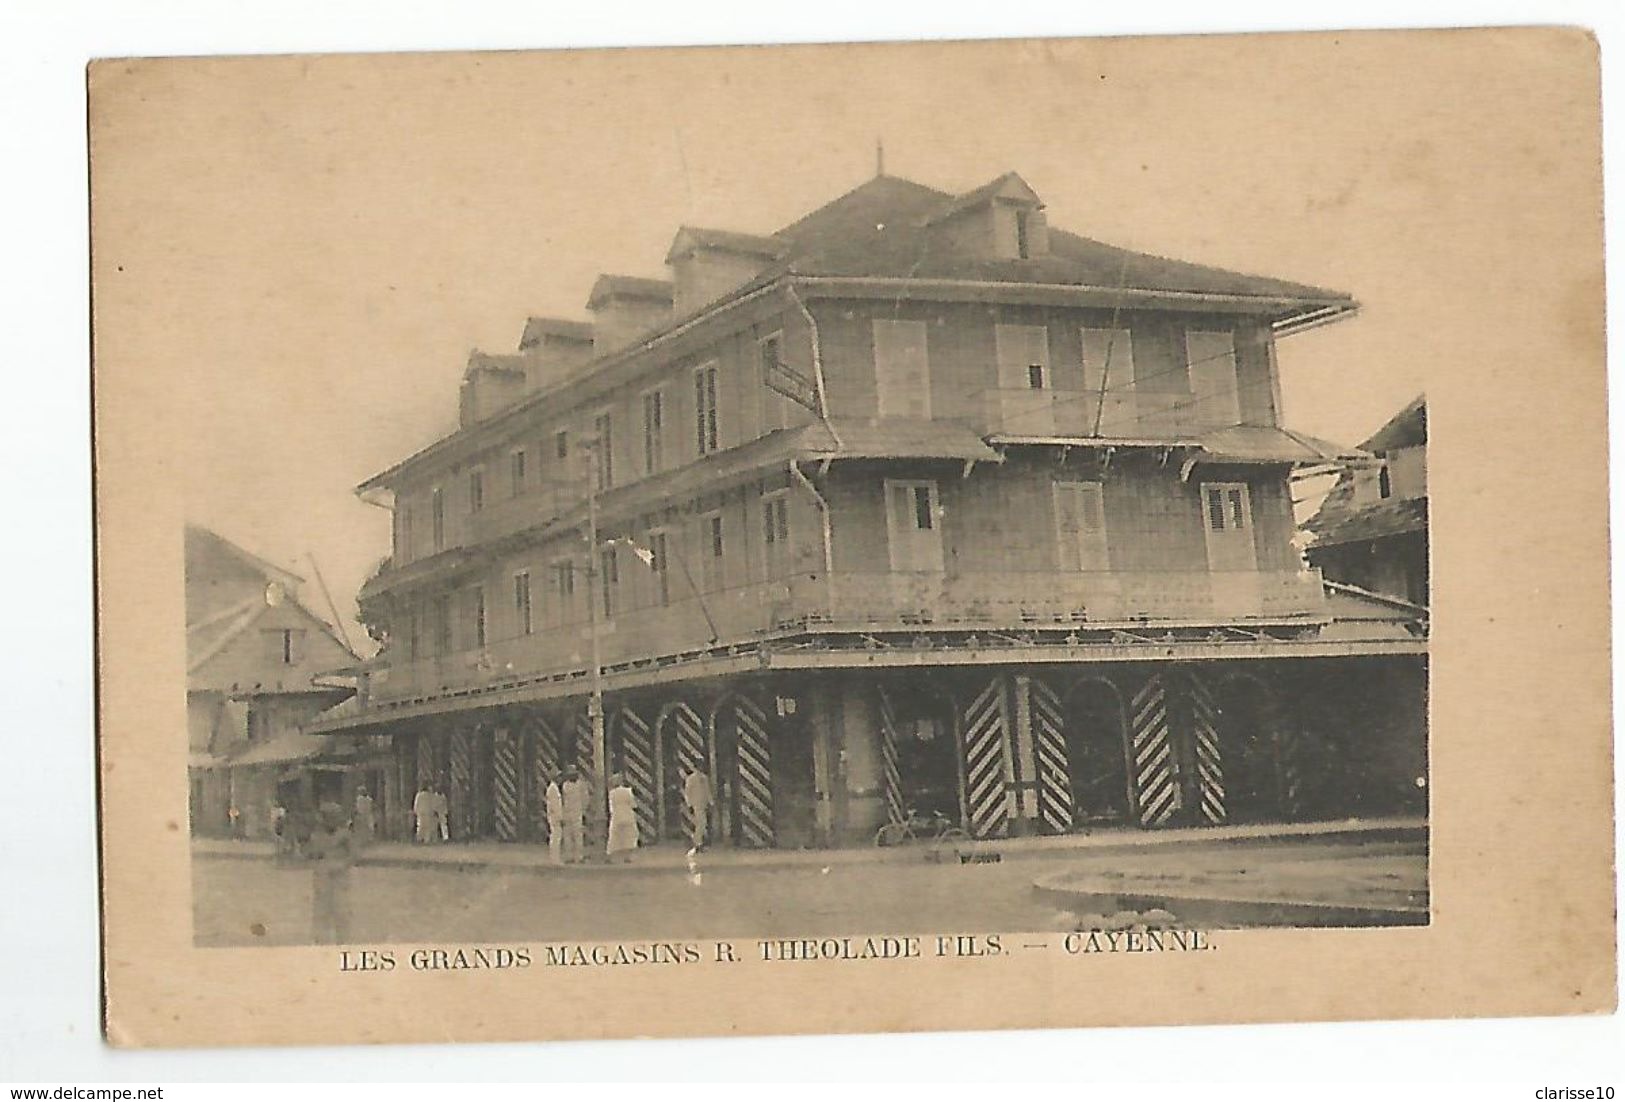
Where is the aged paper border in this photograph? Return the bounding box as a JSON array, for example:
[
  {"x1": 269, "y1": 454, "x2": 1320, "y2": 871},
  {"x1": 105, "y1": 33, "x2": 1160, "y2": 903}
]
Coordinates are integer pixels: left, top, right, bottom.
[{"x1": 91, "y1": 27, "x2": 1615, "y2": 1048}]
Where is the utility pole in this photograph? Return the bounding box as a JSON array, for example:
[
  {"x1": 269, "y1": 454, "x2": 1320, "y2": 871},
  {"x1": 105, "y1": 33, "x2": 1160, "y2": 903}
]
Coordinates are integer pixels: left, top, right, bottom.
[{"x1": 582, "y1": 436, "x2": 609, "y2": 860}]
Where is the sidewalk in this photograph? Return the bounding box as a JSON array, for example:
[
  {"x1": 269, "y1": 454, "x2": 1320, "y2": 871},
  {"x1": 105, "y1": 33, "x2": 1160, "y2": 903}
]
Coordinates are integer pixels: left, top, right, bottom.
[{"x1": 191, "y1": 815, "x2": 1426, "y2": 877}]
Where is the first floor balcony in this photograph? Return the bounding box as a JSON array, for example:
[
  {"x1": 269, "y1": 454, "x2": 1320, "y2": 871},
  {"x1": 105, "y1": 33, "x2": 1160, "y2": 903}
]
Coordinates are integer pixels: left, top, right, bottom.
[{"x1": 367, "y1": 567, "x2": 1327, "y2": 704}]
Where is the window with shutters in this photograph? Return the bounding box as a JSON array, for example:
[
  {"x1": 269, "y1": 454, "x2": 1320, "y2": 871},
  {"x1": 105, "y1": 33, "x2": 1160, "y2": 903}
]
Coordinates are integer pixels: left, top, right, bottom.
[
  {"x1": 405, "y1": 605, "x2": 421, "y2": 661},
  {"x1": 398, "y1": 504, "x2": 414, "y2": 563},
  {"x1": 431, "y1": 486, "x2": 445, "y2": 552},
  {"x1": 883, "y1": 479, "x2": 945, "y2": 572},
  {"x1": 513, "y1": 571, "x2": 532, "y2": 636},
  {"x1": 762, "y1": 492, "x2": 791, "y2": 577},
  {"x1": 468, "y1": 586, "x2": 486, "y2": 650},
  {"x1": 555, "y1": 430, "x2": 570, "y2": 461},
  {"x1": 1200, "y1": 482, "x2": 1257, "y2": 571},
  {"x1": 1081, "y1": 327, "x2": 1134, "y2": 395},
  {"x1": 697, "y1": 511, "x2": 726, "y2": 591},
  {"x1": 1053, "y1": 481, "x2": 1109, "y2": 571},
  {"x1": 549, "y1": 559, "x2": 576, "y2": 626},
  {"x1": 648, "y1": 530, "x2": 671, "y2": 606},
  {"x1": 871, "y1": 319, "x2": 932, "y2": 419},
  {"x1": 599, "y1": 547, "x2": 619, "y2": 619},
  {"x1": 510, "y1": 449, "x2": 527, "y2": 497},
  {"x1": 431, "y1": 593, "x2": 452, "y2": 655},
  {"x1": 641, "y1": 388, "x2": 665, "y2": 475},
  {"x1": 591, "y1": 412, "x2": 614, "y2": 491},
  {"x1": 1186, "y1": 329, "x2": 1241, "y2": 427},
  {"x1": 995, "y1": 323, "x2": 1051, "y2": 391},
  {"x1": 262, "y1": 628, "x2": 307, "y2": 665},
  {"x1": 467, "y1": 467, "x2": 485, "y2": 514},
  {"x1": 694, "y1": 363, "x2": 720, "y2": 455}
]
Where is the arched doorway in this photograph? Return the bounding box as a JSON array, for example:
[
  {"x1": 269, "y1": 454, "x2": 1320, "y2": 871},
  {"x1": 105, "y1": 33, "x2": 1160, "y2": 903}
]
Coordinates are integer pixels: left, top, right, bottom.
[
  {"x1": 1212, "y1": 674, "x2": 1287, "y2": 824},
  {"x1": 1063, "y1": 678, "x2": 1132, "y2": 827}
]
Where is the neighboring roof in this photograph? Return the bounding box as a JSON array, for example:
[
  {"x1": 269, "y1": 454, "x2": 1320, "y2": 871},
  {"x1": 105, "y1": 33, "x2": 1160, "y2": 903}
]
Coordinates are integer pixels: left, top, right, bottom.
[
  {"x1": 1307, "y1": 496, "x2": 1428, "y2": 549},
  {"x1": 665, "y1": 226, "x2": 784, "y2": 264},
  {"x1": 231, "y1": 732, "x2": 334, "y2": 767},
  {"x1": 1362, "y1": 394, "x2": 1427, "y2": 453},
  {"x1": 1304, "y1": 396, "x2": 1429, "y2": 548},
  {"x1": 587, "y1": 274, "x2": 675, "y2": 309},
  {"x1": 185, "y1": 525, "x2": 304, "y2": 592},
  {"x1": 518, "y1": 316, "x2": 594, "y2": 350}
]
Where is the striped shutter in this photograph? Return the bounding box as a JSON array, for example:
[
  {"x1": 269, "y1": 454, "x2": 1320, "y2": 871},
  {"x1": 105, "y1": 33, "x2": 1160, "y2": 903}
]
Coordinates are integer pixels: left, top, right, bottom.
[
  {"x1": 1130, "y1": 675, "x2": 1180, "y2": 827},
  {"x1": 1028, "y1": 678, "x2": 1074, "y2": 834},
  {"x1": 962, "y1": 678, "x2": 1011, "y2": 839},
  {"x1": 448, "y1": 728, "x2": 473, "y2": 841},
  {"x1": 661, "y1": 702, "x2": 707, "y2": 840},
  {"x1": 1187, "y1": 675, "x2": 1227, "y2": 825},
  {"x1": 415, "y1": 732, "x2": 436, "y2": 791},
  {"x1": 526, "y1": 717, "x2": 560, "y2": 839},
  {"x1": 491, "y1": 728, "x2": 520, "y2": 841},
  {"x1": 574, "y1": 713, "x2": 596, "y2": 788},
  {"x1": 731, "y1": 697, "x2": 775, "y2": 848},
  {"x1": 615, "y1": 708, "x2": 658, "y2": 843},
  {"x1": 876, "y1": 687, "x2": 908, "y2": 826}
]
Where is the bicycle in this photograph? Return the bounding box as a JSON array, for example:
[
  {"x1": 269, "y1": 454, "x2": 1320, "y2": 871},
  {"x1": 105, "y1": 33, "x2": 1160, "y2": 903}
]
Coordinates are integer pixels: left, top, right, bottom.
[{"x1": 874, "y1": 807, "x2": 972, "y2": 849}]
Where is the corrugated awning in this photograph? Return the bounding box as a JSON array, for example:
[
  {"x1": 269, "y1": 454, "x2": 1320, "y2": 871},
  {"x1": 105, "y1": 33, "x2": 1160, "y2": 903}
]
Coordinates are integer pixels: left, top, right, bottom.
[
  {"x1": 796, "y1": 418, "x2": 1002, "y2": 462},
  {"x1": 1195, "y1": 425, "x2": 1368, "y2": 466},
  {"x1": 230, "y1": 732, "x2": 333, "y2": 767}
]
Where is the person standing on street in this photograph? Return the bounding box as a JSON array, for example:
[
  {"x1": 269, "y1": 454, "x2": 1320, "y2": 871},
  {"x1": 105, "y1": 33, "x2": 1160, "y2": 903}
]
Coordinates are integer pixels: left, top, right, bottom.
[
  {"x1": 432, "y1": 783, "x2": 450, "y2": 843},
  {"x1": 416, "y1": 786, "x2": 442, "y2": 845},
  {"x1": 544, "y1": 773, "x2": 566, "y2": 866},
  {"x1": 352, "y1": 785, "x2": 377, "y2": 846},
  {"x1": 606, "y1": 773, "x2": 638, "y2": 863},
  {"x1": 682, "y1": 767, "x2": 713, "y2": 851},
  {"x1": 560, "y1": 769, "x2": 587, "y2": 864},
  {"x1": 308, "y1": 801, "x2": 355, "y2": 945}
]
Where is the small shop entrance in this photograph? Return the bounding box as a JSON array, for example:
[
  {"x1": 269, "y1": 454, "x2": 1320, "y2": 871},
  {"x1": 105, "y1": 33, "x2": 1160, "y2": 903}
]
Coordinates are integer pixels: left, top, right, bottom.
[
  {"x1": 880, "y1": 681, "x2": 961, "y2": 827},
  {"x1": 1063, "y1": 679, "x2": 1132, "y2": 826},
  {"x1": 1213, "y1": 676, "x2": 1286, "y2": 824}
]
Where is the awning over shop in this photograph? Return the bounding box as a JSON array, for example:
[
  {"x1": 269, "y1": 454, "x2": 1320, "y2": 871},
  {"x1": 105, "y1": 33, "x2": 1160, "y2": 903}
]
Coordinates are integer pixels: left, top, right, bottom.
[
  {"x1": 1193, "y1": 425, "x2": 1368, "y2": 466},
  {"x1": 229, "y1": 732, "x2": 333, "y2": 767}
]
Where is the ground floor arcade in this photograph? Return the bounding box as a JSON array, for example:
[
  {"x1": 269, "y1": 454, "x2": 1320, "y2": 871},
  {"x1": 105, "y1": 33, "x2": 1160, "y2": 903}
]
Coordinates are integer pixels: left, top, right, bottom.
[{"x1": 344, "y1": 654, "x2": 1426, "y2": 850}]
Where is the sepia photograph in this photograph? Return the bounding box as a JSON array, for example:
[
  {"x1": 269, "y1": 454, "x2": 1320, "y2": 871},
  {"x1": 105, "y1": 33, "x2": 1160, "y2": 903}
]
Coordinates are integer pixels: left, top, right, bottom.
[
  {"x1": 88, "y1": 24, "x2": 1611, "y2": 1050},
  {"x1": 183, "y1": 157, "x2": 1430, "y2": 948}
]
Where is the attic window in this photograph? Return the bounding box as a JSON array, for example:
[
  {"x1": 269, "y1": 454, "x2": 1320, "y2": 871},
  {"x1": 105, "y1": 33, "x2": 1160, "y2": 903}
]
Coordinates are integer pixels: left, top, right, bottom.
[
  {"x1": 1378, "y1": 463, "x2": 1393, "y2": 500},
  {"x1": 1016, "y1": 209, "x2": 1032, "y2": 259},
  {"x1": 263, "y1": 628, "x2": 306, "y2": 666}
]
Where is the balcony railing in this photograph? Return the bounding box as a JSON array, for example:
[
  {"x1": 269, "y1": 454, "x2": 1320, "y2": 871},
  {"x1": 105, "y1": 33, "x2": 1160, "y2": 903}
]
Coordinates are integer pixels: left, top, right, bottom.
[
  {"x1": 979, "y1": 388, "x2": 1244, "y2": 438},
  {"x1": 366, "y1": 567, "x2": 1326, "y2": 703}
]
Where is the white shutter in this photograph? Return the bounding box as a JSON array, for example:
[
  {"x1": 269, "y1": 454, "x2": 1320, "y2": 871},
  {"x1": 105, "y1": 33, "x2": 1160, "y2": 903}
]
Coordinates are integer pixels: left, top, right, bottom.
[
  {"x1": 872, "y1": 320, "x2": 932, "y2": 419},
  {"x1": 1082, "y1": 328, "x2": 1134, "y2": 394},
  {"x1": 1187, "y1": 330, "x2": 1241, "y2": 427},
  {"x1": 995, "y1": 324, "x2": 1050, "y2": 390}
]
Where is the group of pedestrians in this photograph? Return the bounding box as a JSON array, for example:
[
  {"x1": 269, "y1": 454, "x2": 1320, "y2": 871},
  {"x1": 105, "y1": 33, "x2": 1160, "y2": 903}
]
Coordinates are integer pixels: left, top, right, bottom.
[{"x1": 385, "y1": 766, "x2": 720, "y2": 864}]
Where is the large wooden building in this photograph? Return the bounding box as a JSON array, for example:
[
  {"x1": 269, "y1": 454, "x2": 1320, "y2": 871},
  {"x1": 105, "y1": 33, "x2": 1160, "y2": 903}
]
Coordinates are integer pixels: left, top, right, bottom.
[{"x1": 311, "y1": 171, "x2": 1428, "y2": 848}]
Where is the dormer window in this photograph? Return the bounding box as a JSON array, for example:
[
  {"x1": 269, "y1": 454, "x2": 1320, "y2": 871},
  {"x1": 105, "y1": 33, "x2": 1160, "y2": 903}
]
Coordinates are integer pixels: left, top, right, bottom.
[{"x1": 1016, "y1": 209, "x2": 1032, "y2": 259}]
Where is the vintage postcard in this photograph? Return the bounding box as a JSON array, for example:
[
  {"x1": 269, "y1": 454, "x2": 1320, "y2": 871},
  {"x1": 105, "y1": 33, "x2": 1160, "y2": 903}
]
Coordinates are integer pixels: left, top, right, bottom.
[{"x1": 91, "y1": 27, "x2": 1613, "y2": 1048}]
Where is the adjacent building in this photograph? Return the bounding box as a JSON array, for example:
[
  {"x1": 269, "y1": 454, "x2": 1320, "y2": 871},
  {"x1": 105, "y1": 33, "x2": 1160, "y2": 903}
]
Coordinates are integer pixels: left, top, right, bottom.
[
  {"x1": 1303, "y1": 396, "x2": 1429, "y2": 608},
  {"x1": 310, "y1": 170, "x2": 1429, "y2": 849},
  {"x1": 186, "y1": 525, "x2": 362, "y2": 837}
]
